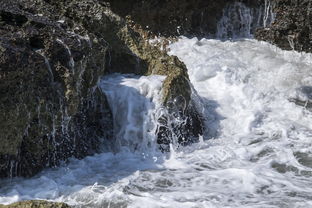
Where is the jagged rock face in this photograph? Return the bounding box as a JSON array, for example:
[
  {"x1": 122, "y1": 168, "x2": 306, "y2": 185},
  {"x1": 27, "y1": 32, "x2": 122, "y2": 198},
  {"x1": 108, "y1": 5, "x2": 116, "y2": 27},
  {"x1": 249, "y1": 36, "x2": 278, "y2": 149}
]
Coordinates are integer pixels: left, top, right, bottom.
[
  {"x1": 0, "y1": 200, "x2": 70, "y2": 208},
  {"x1": 0, "y1": 0, "x2": 203, "y2": 177},
  {"x1": 255, "y1": 0, "x2": 312, "y2": 53},
  {"x1": 107, "y1": 0, "x2": 264, "y2": 37},
  {"x1": 0, "y1": 1, "x2": 114, "y2": 177}
]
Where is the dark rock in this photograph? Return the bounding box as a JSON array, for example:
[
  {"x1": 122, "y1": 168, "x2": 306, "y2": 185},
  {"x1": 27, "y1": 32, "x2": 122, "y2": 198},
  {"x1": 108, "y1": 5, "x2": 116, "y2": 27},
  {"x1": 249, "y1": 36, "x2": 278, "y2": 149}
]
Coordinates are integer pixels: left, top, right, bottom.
[
  {"x1": 107, "y1": 0, "x2": 265, "y2": 38},
  {"x1": 255, "y1": 0, "x2": 312, "y2": 53},
  {"x1": 0, "y1": 0, "x2": 203, "y2": 178},
  {"x1": 0, "y1": 0, "x2": 114, "y2": 177},
  {"x1": 157, "y1": 100, "x2": 203, "y2": 152}
]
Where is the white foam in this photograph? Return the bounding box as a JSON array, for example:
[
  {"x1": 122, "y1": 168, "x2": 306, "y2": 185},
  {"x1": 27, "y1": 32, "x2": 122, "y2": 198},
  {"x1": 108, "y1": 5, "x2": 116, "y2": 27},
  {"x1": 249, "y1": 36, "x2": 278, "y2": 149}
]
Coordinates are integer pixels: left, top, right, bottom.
[{"x1": 1, "y1": 38, "x2": 312, "y2": 208}]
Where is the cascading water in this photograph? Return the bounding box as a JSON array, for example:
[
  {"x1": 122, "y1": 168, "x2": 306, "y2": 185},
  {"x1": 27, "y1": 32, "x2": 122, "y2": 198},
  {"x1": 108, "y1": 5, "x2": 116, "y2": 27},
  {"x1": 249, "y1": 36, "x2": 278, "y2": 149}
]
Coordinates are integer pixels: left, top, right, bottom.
[
  {"x1": 98, "y1": 74, "x2": 166, "y2": 154},
  {"x1": 263, "y1": 0, "x2": 275, "y2": 28},
  {"x1": 2, "y1": 1, "x2": 312, "y2": 207},
  {"x1": 216, "y1": 1, "x2": 275, "y2": 39},
  {"x1": 0, "y1": 74, "x2": 169, "y2": 207},
  {"x1": 217, "y1": 2, "x2": 253, "y2": 39}
]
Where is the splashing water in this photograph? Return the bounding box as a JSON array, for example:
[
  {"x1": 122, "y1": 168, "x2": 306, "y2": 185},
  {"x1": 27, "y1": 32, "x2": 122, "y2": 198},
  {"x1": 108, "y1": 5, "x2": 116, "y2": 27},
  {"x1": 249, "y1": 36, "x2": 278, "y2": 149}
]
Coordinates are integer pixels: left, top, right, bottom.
[
  {"x1": 99, "y1": 74, "x2": 166, "y2": 154},
  {"x1": 168, "y1": 37, "x2": 312, "y2": 208},
  {"x1": 1, "y1": 36, "x2": 312, "y2": 208}
]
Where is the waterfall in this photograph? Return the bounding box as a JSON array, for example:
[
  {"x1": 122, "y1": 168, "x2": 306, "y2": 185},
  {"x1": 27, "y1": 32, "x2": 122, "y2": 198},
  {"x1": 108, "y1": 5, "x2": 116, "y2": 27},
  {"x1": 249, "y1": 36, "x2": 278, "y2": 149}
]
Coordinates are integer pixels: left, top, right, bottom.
[
  {"x1": 216, "y1": 1, "x2": 275, "y2": 39},
  {"x1": 98, "y1": 73, "x2": 199, "y2": 153},
  {"x1": 99, "y1": 74, "x2": 166, "y2": 154},
  {"x1": 217, "y1": 2, "x2": 253, "y2": 39}
]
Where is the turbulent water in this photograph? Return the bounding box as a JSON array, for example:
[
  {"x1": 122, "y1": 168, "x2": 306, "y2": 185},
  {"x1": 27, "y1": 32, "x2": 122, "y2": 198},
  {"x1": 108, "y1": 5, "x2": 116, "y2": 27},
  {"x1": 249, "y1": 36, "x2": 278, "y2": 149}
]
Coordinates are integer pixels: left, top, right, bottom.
[{"x1": 1, "y1": 37, "x2": 312, "y2": 208}]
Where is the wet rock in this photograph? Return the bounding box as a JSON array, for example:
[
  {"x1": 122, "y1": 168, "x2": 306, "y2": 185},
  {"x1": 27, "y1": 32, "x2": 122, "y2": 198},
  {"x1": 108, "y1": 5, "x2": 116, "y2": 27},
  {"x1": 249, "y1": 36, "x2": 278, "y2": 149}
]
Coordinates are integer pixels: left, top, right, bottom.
[
  {"x1": 0, "y1": 0, "x2": 113, "y2": 177},
  {"x1": 0, "y1": 0, "x2": 203, "y2": 177},
  {"x1": 255, "y1": 0, "x2": 312, "y2": 53},
  {"x1": 289, "y1": 99, "x2": 312, "y2": 110},
  {"x1": 0, "y1": 200, "x2": 71, "y2": 208},
  {"x1": 107, "y1": 0, "x2": 265, "y2": 37},
  {"x1": 120, "y1": 21, "x2": 203, "y2": 150}
]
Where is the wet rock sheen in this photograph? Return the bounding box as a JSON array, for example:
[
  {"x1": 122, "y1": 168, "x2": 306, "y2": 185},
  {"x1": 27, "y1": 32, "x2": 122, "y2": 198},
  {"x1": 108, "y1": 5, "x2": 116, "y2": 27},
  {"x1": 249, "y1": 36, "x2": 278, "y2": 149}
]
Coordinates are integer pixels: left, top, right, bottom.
[
  {"x1": 0, "y1": 0, "x2": 202, "y2": 178},
  {"x1": 255, "y1": 0, "x2": 312, "y2": 53}
]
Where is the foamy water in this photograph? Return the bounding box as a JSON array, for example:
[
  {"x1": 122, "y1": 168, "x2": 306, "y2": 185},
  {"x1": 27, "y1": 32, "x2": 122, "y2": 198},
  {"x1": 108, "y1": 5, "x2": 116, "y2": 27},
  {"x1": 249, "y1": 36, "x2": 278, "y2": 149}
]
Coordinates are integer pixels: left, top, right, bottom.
[{"x1": 1, "y1": 38, "x2": 312, "y2": 208}]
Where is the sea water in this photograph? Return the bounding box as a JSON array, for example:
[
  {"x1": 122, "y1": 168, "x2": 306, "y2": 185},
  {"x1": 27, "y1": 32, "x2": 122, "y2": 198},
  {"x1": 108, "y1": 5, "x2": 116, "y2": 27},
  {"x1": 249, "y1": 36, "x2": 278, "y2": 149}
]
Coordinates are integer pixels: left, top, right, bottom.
[{"x1": 1, "y1": 37, "x2": 312, "y2": 208}]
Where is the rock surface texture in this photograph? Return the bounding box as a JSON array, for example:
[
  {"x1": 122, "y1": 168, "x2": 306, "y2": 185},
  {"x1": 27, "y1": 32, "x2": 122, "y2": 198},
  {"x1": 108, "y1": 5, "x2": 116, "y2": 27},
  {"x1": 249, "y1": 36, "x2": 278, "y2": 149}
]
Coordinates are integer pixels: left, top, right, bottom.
[
  {"x1": 108, "y1": 0, "x2": 264, "y2": 37},
  {"x1": 0, "y1": 200, "x2": 70, "y2": 208},
  {"x1": 255, "y1": 0, "x2": 312, "y2": 53},
  {"x1": 0, "y1": 0, "x2": 115, "y2": 178},
  {"x1": 0, "y1": 0, "x2": 202, "y2": 178}
]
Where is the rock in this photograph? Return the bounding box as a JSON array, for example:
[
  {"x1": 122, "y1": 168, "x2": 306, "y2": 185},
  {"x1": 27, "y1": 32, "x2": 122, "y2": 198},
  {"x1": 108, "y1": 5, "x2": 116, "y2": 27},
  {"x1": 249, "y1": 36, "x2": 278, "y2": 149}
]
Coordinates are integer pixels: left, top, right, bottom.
[
  {"x1": 0, "y1": 200, "x2": 70, "y2": 208},
  {"x1": 120, "y1": 21, "x2": 203, "y2": 151},
  {"x1": 255, "y1": 0, "x2": 312, "y2": 53},
  {"x1": 107, "y1": 0, "x2": 264, "y2": 37},
  {"x1": 0, "y1": 0, "x2": 203, "y2": 177},
  {"x1": 60, "y1": 0, "x2": 204, "y2": 151},
  {"x1": 0, "y1": 0, "x2": 114, "y2": 177}
]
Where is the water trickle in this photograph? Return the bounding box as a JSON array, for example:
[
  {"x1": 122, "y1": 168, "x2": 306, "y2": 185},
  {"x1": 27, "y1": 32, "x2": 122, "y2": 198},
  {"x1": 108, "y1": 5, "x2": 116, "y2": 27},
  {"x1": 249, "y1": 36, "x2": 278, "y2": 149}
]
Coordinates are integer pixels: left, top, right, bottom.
[
  {"x1": 263, "y1": 0, "x2": 275, "y2": 28},
  {"x1": 288, "y1": 35, "x2": 296, "y2": 50},
  {"x1": 217, "y1": 2, "x2": 253, "y2": 39},
  {"x1": 35, "y1": 49, "x2": 54, "y2": 82},
  {"x1": 216, "y1": 1, "x2": 275, "y2": 39},
  {"x1": 56, "y1": 39, "x2": 75, "y2": 71}
]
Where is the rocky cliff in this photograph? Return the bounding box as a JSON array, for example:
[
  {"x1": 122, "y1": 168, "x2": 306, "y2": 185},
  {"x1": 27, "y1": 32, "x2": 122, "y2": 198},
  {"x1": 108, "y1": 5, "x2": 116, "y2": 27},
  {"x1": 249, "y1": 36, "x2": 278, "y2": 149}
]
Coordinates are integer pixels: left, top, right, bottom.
[
  {"x1": 112, "y1": 0, "x2": 311, "y2": 53},
  {"x1": 0, "y1": 0, "x2": 202, "y2": 178},
  {"x1": 255, "y1": 0, "x2": 312, "y2": 53},
  {"x1": 108, "y1": 0, "x2": 265, "y2": 37},
  {"x1": 0, "y1": 0, "x2": 114, "y2": 177}
]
